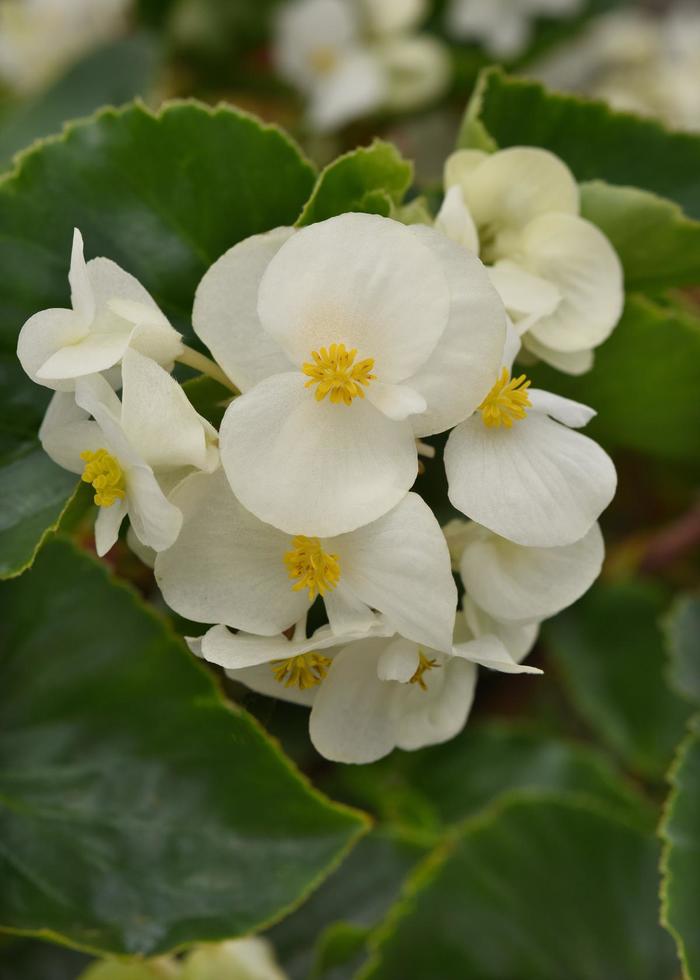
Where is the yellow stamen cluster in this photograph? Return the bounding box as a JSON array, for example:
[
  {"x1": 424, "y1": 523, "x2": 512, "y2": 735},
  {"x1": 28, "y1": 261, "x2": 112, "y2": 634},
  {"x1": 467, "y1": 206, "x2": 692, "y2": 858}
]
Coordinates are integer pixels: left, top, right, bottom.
[
  {"x1": 271, "y1": 652, "x2": 332, "y2": 690},
  {"x1": 410, "y1": 651, "x2": 440, "y2": 691},
  {"x1": 479, "y1": 367, "x2": 531, "y2": 428},
  {"x1": 80, "y1": 448, "x2": 126, "y2": 507},
  {"x1": 284, "y1": 536, "x2": 341, "y2": 600},
  {"x1": 302, "y1": 343, "x2": 375, "y2": 406}
]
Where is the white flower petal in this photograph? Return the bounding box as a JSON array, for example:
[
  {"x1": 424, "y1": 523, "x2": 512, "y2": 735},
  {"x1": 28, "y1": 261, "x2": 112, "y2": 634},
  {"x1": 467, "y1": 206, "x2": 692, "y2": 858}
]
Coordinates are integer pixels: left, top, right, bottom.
[
  {"x1": 522, "y1": 212, "x2": 624, "y2": 353},
  {"x1": 444, "y1": 149, "x2": 489, "y2": 189},
  {"x1": 154, "y1": 469, "x2": 308, "y2": 633},
  {"x1": 310, "y1": 638, "x2": 399, "y2": 763},
  {"x1": 444, "y1": 410, "x2": 616, "y2": 547},
  {"x1": 377, "y1": 636, "x2": 420, "y2": 682},
  {"x1": 394, "y1": 655, "x2": 477, "y2": 751},
  {"x1": 521, "y1": 333, "x2": 594, "y2": 375},
  {"x1": 407, "y1": 224, "x2": 507, "y2": 437},
  {"x1": 274, "y1": 0, "x2": 358, "y2": 89},
  {"x1": 488, "y1": 259, "x2": 560, "y2": 322},
  {"x1": 451, "y1": 147, "x2": 579, "y2": 233},
  {"x1": 324, "y1": 583, "x2": 377, "y2": 635},
  {"x1": 126, "y1": 464, "x2": 183, "y2": 553},
  {"x1": 220, "y1": 371, "x2": 417, "y2": 536},
  {"x1": 68, "y1": 228, "x2": 95, "y2": 325},
  {"x1": 39, "y1": 391, "x2": 101, "y2": 472},
  {"x1": 459, "y1": 522, "x2": 605, "y2": 623},
  {"x1": 379, "y1": 35, "x2": 450, "y2": 111},
  {"x1": 309, "y1": 49, "x2": 386, "y2": 131},
  {"x1": 257, "y1": 213, "x2": 450, "y2": 383},
  {"x1": 452, "y1": 633, "x2": 543, "y2": 674},
  {"x1": 120, "y1": 349, "x2": 211, "y2": 470},
  {"x1": 17, "y1": 308, "x2": 88, "y2": 389},
  {"x1": 528, "y1": 388, "x2": 596, "y2": 428},
  {"x1": 363, "y1": 0, "x2": 425, "y2": 36},
  {"x1": 435, "y1": 185, "x2": 480, "y2": 253},
  {"x1": 365, "y1": 382, "x2": 426, "y2": 421},
  {"x1": 94, "y1": 498, "x2": 127, "y2": 557},
  {"x1": 192, "y1": 228, "x2": 296, "y2": 392},
  {"x1": 35, "y1": 326, "x2": 133, "y2": 382},
  {"x1": 328, "y1": 492, "x2": 457, "y2": 652},
  {"x1": 463, "y1": 597, "x2": 539, "y2": 663}
]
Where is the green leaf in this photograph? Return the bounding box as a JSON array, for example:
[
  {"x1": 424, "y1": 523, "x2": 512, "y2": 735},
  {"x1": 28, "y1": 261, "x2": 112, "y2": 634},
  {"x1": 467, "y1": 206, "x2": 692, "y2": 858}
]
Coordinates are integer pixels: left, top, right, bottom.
[
  {"x1": 0, "y1": 100, "x2": 315, "y2": 576},
  {"x1": 580, "y1": 181, "x2": 700, "y2": 291},
  {"x1": 364, "y1": 795, "x2": 679, "y2": 980},
  {"x1": 544, "y1": 580, "x2": 693, "y2": 779},
  {"x1": 526, "y1": 296, "x2": 700, "y2": 467},
  {"x1": 664, "y1": 595, "x2": 700, "y2": 705},
  {"x1": 0, "y1": 35, "x2": 161, "y2": 172},
  {"x1": 297, "y1": 141, "x2": 412, "y2": 227},
  {"x1": 459, "y1": 67, "x2": 700, "y2": 219},
  {"x1": 661, "y1": 724, "x2": 700, "y2": 980},
  {"x1": 0, "y1": 538, "x2": 366, "y2": 956},
  {"x1": 0, "y1": 939, "x2": 90, "y2": 980}
]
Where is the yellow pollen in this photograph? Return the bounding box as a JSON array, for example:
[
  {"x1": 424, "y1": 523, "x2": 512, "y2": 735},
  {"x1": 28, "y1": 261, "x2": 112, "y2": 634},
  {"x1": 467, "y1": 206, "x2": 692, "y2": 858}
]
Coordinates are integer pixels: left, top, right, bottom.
[
  {"x1": 479, "y1": 367, "x2": 532, "y2": 428},
  {"x1": 308, "y1": 45, "x2": 338, "y2": 75},
  {"x1": 271, "y1": 652, "x2": 332, "y2": 690},
  {"x1": 284, "y1": 536, "x2": 341, "y2": 600},
  {"x1": 80, "y1": 448, "x2": 126, "y2": 507},
  {"x1": 410, "y1": 651, "x2": 440, "y2": 691},
  {"x1": 302, "y1": 343, "x2": 376, "y2": 406}
]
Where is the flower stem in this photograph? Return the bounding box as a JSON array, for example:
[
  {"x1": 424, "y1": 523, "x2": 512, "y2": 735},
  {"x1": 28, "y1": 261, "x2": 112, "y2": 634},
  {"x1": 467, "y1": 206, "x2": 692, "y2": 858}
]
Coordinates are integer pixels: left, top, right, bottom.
[{"x1": 177, "y1": 345, "x2": 239, "y2": 394}]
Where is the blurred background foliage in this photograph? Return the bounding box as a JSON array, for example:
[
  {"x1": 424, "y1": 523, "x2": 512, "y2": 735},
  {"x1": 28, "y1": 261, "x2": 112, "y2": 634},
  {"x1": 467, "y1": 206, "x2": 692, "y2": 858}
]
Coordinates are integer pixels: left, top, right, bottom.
[{"x1": 0, "y1": 0, "x2": 698, "y2": 978}]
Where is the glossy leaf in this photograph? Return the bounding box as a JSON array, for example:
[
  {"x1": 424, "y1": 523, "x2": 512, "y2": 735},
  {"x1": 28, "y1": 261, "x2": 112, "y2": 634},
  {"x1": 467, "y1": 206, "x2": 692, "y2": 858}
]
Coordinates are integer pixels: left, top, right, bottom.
[
  {"x1": 661, "y1": 724, "x2": 700, "y2": 980},
  {"x1": 297, "y1": 141, "x2": 412, "y2": 226},
  {"x1": 0, "y1": 538, "x2": 366, "y2": 956},
  {"x1": 580, "y1": 181, "x2": 700, "y2": 291},
  {"x1": 526, "y1": 296, "x2": 700, "y2": 467},
  {"x1": 544, "y1": 580, "x2": 693, "y2": 779},
  {"x1": 664, "y1": 595, "x2": 700, "y2": 705},
  {"x1": 459, "y1": 67, "x2": 700, "y2": 218},
  {"x1": 364, "y1": 796, "x2": 679, "y2": 980}
]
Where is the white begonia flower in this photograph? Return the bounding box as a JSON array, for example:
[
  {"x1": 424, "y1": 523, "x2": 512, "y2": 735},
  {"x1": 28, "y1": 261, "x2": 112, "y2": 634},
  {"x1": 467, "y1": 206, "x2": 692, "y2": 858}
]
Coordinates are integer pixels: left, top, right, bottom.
[
  {"x1": 156, "y1": 468, "x2": 457, "y2": 652},
  {"x1": 0, "y1": 0, "x2": 130, "y2": 94},
  {"x1": 17, "y1": 229, "x2": 183, "y2": 391},
  {"x1": 458, "y1": 519, "x2": 604, "y2": 623},
  {"x1": 180, "y1": 937, "x2": 288, "y2": 980},
  {"x1": 273, "y1": 0, "x2": 448, "y2": 132},
  {"x1": 196, "y1": 618, "x2": 540, "y2": 764},
  {"x1": 445, "y1": 0, "x2": 583, "y2": 58},
  {"x1": 439, "y1": 147, "x2": 624, "y2": 375},
  {"x1": 193, "y1": 213, "x2": 506, "y2": 537},
  {"x1": 39, "y1": 349, "x2": 218, "y2": 557},
  {"x1": 462, "y1": 595, "x2": 540, "y2": 664},
  {"x1": 443, "y1": 335, "x2": 616, "y2": 548}
]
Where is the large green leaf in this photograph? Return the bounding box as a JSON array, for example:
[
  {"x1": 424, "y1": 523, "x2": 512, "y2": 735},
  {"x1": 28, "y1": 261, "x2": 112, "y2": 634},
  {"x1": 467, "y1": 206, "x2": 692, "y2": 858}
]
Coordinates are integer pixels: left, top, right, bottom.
[
  {"x1": 363, "y1": 795, "x2": 679, "y2": 980},
  {"x1": 0, "y1": 100, "x2": 315, "y2": 577},
  {"x1": 0, "y1": 35, "x2": 161, "y2": 172},
  {"x1": 0, "y1": 538, "x2": 366, "y2": 956},
  {"x1": 544, "y1": 580, "x2": 693, "y2": 779},
  {"x1": 297, "y1": 141, "x2": 412, "y2": 226},
  {"x1": 661, "y1": 724, "x2": 700, "y2": 980},
  {"x1": 0, "y1": 939, "x2": 90, "y2": 980},
  {"x1": 459, "y1": 67, "x2": 700, "y2": 219},
  {"x1": 664, "y1": 595, "x2": 700, "y2": 705},
  {"x1": 525, "y1": 296, "x2": 700, "y2": 467},
  {"x1": 580, "y1": 181, "x2": 700, "y2": 291}
]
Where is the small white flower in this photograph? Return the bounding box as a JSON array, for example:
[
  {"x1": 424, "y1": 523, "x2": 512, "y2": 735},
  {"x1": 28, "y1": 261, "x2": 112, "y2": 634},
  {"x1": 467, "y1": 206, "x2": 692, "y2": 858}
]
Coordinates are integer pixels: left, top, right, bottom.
[
  {"x1": 439, "y1": 147, "x2": 624, "y2": 374},
  {"x1": 196, "y1": 618, "x2": 540, "y2": 764},
  {"x1": 39, "y1": 349, "x2": 218, "y2": 556},
  {"x1": 273, "y1": 0, "x2": 448, "y2": 131},
  {"x1": 444, "y1": 336, "x2": 616, "y2": 547},
  {"x1": 183, "y1": 938, "x2": 288, "y2": 980},
  {"x1": 457, "y1": 519, "x2": 605, "y2": 623},
  {"x1": 17, "y1": 229, "x2": 183, "y2": 391},
  {"x1": 446, "y1": 0, "x2": 583, "y2": 58},
  {"x1": 193, "y1": 213, "x2": 505, "y2": 537},
  {"x1": 156, "y1": 469, "x2": 457, "y2": 652}
]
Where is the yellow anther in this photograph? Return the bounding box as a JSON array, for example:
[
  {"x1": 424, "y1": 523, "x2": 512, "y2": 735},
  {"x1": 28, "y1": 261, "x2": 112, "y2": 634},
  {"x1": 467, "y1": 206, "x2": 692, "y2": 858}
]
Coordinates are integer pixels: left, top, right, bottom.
[
  {"x1": 302, "y1": 343, "x2": 375, "y2": 406},
  {"x1": 308, "y1": 46, "x2": 338, "y2": 75},
  {"x1": 284, "y1": 536, "x2": 341, "y2": 600},
  {"x1": 271, "y1": 652, "x2": 332, "y2": 690},
  {"x1": 479, "y1": 367, "x2": 531, "y2": 428},
  {"x1": 409, "y1": 651, "x2": 440, "y2": 691},
  {"x1": 80, "y1": 448, "x2": 126, "y2": 507}
]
